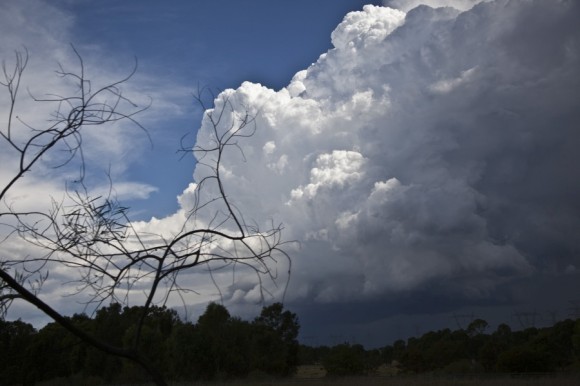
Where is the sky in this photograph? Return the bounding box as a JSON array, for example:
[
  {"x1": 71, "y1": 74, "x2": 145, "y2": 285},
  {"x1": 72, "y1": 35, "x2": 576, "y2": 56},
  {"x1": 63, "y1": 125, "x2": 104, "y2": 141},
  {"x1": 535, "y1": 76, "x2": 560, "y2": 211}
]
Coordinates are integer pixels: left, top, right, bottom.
[{"x1": 1, "y1": 0, "x2": 580, "y2": 348}]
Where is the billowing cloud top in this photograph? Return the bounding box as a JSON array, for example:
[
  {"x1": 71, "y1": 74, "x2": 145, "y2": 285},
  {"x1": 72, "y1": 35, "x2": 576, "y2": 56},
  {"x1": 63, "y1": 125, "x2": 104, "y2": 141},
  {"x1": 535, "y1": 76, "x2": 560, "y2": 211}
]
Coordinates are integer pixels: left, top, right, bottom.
[{"x1": 171, "y1": 0, "x2": 580, "y2": 310}]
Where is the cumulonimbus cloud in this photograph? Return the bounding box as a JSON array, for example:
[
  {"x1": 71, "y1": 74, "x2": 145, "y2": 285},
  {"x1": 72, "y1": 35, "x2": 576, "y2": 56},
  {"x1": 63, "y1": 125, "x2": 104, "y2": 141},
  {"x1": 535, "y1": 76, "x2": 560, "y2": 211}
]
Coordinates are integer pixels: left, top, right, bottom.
[{"x1": 173, "y1": 0, "x2": 580, "y2": 307}]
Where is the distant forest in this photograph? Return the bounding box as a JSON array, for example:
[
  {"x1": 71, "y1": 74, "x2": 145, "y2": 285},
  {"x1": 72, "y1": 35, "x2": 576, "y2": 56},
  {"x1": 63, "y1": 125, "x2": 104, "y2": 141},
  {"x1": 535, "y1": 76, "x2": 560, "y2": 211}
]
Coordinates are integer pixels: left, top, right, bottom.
[
  {"x1": 1, "y1": 304, "x2": 579, "y2": 385},
  {"x1": 306, "y1": 318, "x2": 580, "y2": 377}
]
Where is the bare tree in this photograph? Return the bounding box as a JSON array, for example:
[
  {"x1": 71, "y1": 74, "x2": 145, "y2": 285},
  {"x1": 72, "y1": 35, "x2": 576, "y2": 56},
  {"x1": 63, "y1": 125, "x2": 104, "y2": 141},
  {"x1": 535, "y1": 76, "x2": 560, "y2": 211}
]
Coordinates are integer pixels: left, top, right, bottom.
[{"x1": 0, "y1": 48, "x2": 289, "y2": 386}]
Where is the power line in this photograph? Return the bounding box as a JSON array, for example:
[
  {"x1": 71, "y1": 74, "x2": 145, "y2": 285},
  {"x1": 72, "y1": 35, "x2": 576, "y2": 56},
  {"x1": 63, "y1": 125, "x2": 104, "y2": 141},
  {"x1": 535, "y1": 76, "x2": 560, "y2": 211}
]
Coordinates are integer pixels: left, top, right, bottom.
[
  {"x1": 513, "y1": 310, "x2": 539, "y2": 329},
  {"x1": 568, "y1": 299, "x2": 580, "y2": 319},
  {"x1": 451, "y1": 313, "x2": 476, "y2": 330}
]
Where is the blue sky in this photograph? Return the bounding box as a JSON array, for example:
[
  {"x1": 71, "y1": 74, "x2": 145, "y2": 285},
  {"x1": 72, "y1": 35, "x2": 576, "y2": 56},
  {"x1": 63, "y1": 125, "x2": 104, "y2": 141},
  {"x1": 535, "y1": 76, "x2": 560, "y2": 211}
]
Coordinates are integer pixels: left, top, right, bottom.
[
  {"x1": 68, "y1": 0, "x2": 382, "y2": 89},
  {"x1": 2, "y1": 0, "x2": 580, "y2": 347},
  {"x1": 62, "y1": 0, "x2": 383, "y2": 219}
]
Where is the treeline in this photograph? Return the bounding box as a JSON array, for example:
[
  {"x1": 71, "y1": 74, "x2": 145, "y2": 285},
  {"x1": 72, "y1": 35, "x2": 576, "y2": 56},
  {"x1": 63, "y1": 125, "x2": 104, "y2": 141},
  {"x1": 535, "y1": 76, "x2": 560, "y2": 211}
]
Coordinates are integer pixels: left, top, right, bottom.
[
  {"x1": 0, "y1": 302, "x2": 299, "y2": 385},
  {"x1": 3, "y1": 308, "x2": 580, "y2": 385},
  {"x1": 299, "y1": 318, "x2": 580, "y2": 376}
]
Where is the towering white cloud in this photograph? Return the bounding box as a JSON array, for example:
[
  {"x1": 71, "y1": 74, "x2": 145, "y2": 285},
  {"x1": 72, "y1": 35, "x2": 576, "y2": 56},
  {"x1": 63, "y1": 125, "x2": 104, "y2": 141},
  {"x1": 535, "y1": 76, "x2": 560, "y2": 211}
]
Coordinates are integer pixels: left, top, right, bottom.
[{"x1": 176, "y1": 0, "x2": 580, "y2": 307}]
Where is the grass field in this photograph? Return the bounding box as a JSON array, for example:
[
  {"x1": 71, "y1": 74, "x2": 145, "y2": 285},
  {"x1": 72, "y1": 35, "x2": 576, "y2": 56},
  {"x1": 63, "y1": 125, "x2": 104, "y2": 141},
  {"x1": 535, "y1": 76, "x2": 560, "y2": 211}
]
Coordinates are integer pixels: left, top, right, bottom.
[
  {"x1": 36, "y1": 374, "x2": 580, "y2": 386},
  {"x1": 100, "y1": 377, "x2": 580, "y2": 386},
  {"x1": 35, "y1": 365, "x2": 580, "y2": 386}
]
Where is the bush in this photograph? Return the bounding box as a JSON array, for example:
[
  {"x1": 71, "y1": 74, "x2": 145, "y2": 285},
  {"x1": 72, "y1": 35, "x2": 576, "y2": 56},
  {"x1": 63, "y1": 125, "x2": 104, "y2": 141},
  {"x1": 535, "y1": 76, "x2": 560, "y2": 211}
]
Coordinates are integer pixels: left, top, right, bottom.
[{"x1": 323, "y1": 344, "x2": 366, "y2": 376}]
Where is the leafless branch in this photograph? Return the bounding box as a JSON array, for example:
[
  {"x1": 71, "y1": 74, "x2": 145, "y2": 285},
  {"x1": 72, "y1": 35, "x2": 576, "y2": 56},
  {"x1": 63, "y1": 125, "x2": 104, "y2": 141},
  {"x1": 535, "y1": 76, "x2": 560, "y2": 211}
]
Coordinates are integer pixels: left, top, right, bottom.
[{"x1": 0, "y1": 48, "x2": 290, "y2": 386}]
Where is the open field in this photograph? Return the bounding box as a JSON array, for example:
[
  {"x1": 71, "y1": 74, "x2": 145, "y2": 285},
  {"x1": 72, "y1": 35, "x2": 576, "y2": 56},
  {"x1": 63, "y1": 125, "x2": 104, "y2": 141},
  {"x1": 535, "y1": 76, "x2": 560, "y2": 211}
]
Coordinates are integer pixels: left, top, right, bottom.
[
  {"x1": 36, "y1": 374, "x2": 580, "y2": 386},
  {"x1": 33, "y1": 366, "x2": 580, "y2": 386},
  {"x1": 117, "y1": 379, "x2": 578, "y2": 386},
  {"x1": 176, "y1": 379, "x2": 576, "y2": 386}
]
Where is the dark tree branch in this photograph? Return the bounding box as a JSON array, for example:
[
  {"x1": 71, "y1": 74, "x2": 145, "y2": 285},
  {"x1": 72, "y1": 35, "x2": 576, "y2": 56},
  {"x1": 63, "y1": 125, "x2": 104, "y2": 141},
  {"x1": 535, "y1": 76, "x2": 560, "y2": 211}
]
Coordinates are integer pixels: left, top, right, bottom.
[{"x1": 1, "y1": 48, "x2": 290, "y2": 386}]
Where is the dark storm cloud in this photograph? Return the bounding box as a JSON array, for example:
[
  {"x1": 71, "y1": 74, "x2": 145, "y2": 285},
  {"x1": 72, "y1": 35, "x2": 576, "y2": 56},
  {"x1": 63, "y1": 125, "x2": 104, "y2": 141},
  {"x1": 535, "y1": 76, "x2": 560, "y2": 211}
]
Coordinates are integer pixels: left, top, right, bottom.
[
  {"x1": 135, "y1": 0, "x2": 580, "y2": 342},
  {"x1": 175, "y1": 0, "x2": 580, "y2": 305}
]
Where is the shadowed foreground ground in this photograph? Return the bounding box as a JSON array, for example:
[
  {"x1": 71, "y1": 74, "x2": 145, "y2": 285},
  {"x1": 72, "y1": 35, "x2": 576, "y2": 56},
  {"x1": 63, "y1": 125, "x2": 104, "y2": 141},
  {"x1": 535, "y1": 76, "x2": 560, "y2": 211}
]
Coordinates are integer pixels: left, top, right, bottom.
[{"x1": 36, "y1": 374, "x2": 580, "y2": 386}]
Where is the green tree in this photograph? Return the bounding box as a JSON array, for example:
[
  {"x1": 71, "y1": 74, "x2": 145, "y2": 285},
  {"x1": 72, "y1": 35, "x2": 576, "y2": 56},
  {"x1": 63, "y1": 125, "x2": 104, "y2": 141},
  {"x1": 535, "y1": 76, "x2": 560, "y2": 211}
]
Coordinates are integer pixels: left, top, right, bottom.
[
  {"x1": 83, "y1": 304, "x2": 124, "y2": 381},
  {"x1": 322, "y1": 343, "x2": 366, "y2": 376},
  {"x1": 255, "y1": 303, "x2": 300, "y2": 344},
  {"x1": 252, "y1": 302, "x2": 300, "y2": 376},
  {"x1": 364, "y1": 348, "x2": 384, "y2": 373},
  {"x1": 496, "y1": 346, "x2": 551, "y2": 373},
  {"x1": 221, "y1": 317, "x2": 252, "y2": 377},
  {"x1": 392, "y1": 339, "x2": 406, "y2": 362},
  {"x1": 0, "y1": 319, "x2": 37, "y2": 385},
  {"x1": 399, "y1": 329, "x2": 471, "y2": 373},
  {"x1": 467, "y1": 318, "x2": 489, "y2": 337},
  {"x1": 572, "y1": 319, "x2": 580, "y2": 369},
  {"x1": 381, "y1": 344, "x2": 394, "y2": 364},
  {"x1": 167, "y1": 321, "x2": 198, "y2": 380},
  {"x1": 194, "y1": 302, "x2": 234, "y2": 379},
  {"x1": 297, "y1": 344, "x2": 319, "y2": 365},
  {"x1": 27, "y1": 321, "x2": 81, "y2": 382},
  {"x1": 118, "y1": 306, "x2": 178, "y2": 382}
]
